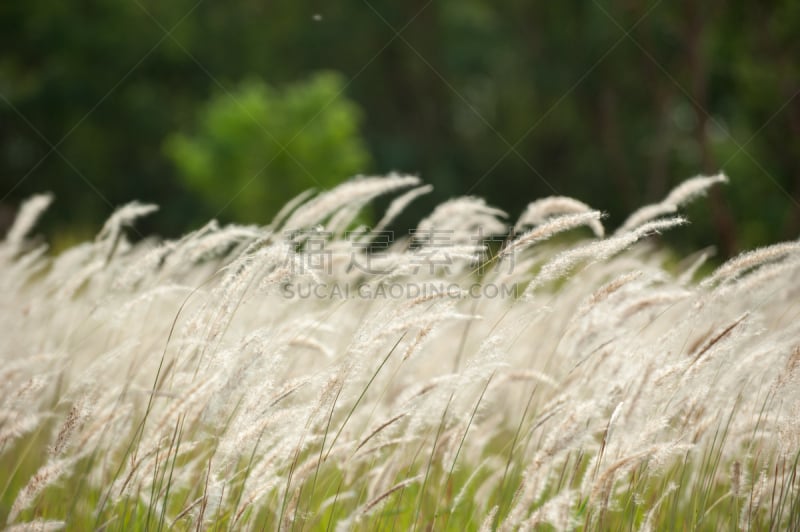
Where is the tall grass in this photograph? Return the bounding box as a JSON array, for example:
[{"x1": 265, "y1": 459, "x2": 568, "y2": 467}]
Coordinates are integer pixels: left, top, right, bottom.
[{"x1": 1, "y1": 174, "x2": 799, "y2": 530}]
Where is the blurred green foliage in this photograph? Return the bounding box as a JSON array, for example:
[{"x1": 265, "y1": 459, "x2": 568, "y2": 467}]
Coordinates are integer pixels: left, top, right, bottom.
[
  {"x1": 164, "y1": 73, "x2": 370, "y2": 222},
  {"x1": 1, "y1": 1, "x2": 798, "y2": 253}
]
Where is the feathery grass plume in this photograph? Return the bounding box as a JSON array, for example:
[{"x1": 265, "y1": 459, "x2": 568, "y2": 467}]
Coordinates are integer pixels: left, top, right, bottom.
[
  {"x1": 740, "y1": 468, "x2": 769, "y2": 530},
  {"x1": 0, "y1": 413, "x2": 43, "y2": 448},
  {"x1": 504, "y1": 370, "x2": 558, "y2": 388},
  {"x1": 372, "y1": 184, "x2": 433, "y2": 234},
  {"x1": 616, "y1": 173, "x2": 727, "y2": 234},
  {"x1": 664, "y1": 172, "x2": 728, "y2": 204},
  {"x1": 478, "y1": 504, "x2": 499, "y2": 532},
  {"x1": 2, "y1": 173, "x2": 800, "y2": 529},
  {"x1": 180, "y1": 225, "x2": 260, "y2": 264},
  {"x1": 447, "y1": 455, "x2": 491, "y2": 512},
  {"x1": 326, "y1": 203, "x2": 364, "y2": 236},
  {"x1": 95, "y1": 201, "x2": 158, "y2": 243},
  {"x1": 416, "y1": 196, "x2": 507, "y2": 243},
  {"x1": 2, "y1": 193, "x2": 53, "y2": 253},
  {"x1": 772, "y1": 346, "x2": 800, "y2": 394},
  {"x1": 359, "y1": 474, "x2": 423, "y2": 516},
  {"x1": 522, "y1": 489, "x2": 577, "y2": 530},
  {"x1": 2, "y1": 371, "x2": 51, "y2": 406},
  {"x1": 576, "y1": 270, "x2": 643, "y2": 317},
  {"x1": 3, "y1": 244, "x2": 49, "y2": 286},
  {"x1": 523, "y1": 216, "x2": 687, "y2": 297},
  {"x1": 700, "y1": 241, "x2": 800, "y2": 288},
  {"x1": 144, "y1": 218, "x2": 222, "y2": 277},
  {"x1": 472, "y1": 466, "x2": 505, "y2": 513},
  {"x1": 638, "y1": 482, "x2": 678, "y2": 532},
  {"x1": 268, "y1": 188, "x2": 317, "y2": 231},
  {"x1": 504, "y1": 402, "x2": 595, "y2": 528},
  {"x1": 501, "y1": 210, "x2": 604, "y2": 258},
  {"x1": 49, "y1": 398, "x2": 90, "y2": 456},
  {"x1": 678, "y1": 246, "x2": 715, "y2": 285},
  {"x1": 7, "y1": 459, "x2": 73, "y2": 524},
  {"x1": 355, "y1": 412, "x2": 408, "y2": 454},
  {"x1": 714, "y1": 256, "x2": 800, "y2": 305},
  {"x1": 685, "y1": 314, "x2": 750, "y2": 371},
  {"x1": 282, "y1": 173, "x2": 419, "y2": 231},
  {"x1": 94, "y1": 201, "x2": 158, "y2": 263},
  {"x1": 588, "y1": 446, "x2": 660, "y2": 506},
  {"x1": 514, "y1": 195, "x2": 604, "y2": 237},
  {"x1": 103, "y1": 240, "x2": 162, "y2": 289}
]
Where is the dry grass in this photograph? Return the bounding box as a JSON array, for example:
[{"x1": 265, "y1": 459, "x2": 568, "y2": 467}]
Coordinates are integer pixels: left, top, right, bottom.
[{"x1": 1, "y1": 174, "x2": 799, "y2": 530}]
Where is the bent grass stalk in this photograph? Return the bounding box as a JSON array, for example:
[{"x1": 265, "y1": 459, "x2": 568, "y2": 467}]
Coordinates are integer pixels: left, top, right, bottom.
[{"x1": 1, "y1": 174, "x2": 799, "y2": 530}]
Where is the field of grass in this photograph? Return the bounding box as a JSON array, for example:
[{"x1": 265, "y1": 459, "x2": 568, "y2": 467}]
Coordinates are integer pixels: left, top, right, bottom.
[{"x1": 1, "y1": 174, "x2": 799, "y2": 531}]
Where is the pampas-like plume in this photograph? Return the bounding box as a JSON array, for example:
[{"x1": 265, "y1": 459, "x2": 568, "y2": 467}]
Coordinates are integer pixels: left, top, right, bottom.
[
  {"x1": 522, "y1": 489, "x2": 577, "y2": 530},
  {"x1": 524, "y1": 216, "x2": 687, "y2": 297},
  {"x1": 416, "y1": 196, "x2": 507, "y2": 242},
  {"x1": 478, "y1": 504, "x2": 499, "y2": 532},
  {"x1": 701, "y1": 241, "x2": 800, "y2": 288},
  {"x1": 372, "y1": 184, "x2": 433, "y2": 234},
  {"x1": 514, "y1": 196, "x2": 604, "y2": 237},
  {"x1": 49, "y1": 399, "x2": 89, "y2": 456},
  {"x1": 282, "y1": 173, "x2": 419, "y2": 231},
  {"x1": 639, "y1": 482, "x2": 678, "y2": 532},
  {"x1": 1, "y1": 173, "x2": 798, "y2": 530},
  {"x1": 577, "y1": 270, "x2": 643, "y2": 316},
  {"x1": 0, "y1": 413, "x2": 42, "y2": 448},
  {"x1": 501, "y1": 211, "x2": 604, "y2": 258},
  {"x1": 740, "y1": 469, "x2": 769, "y2": 530},
  {"x1": 7, "y1": 459, "x2": 73, "y2": 524},
  {"x1": 94, "y1": 201, "x2": 159, "y2": 263},
  {"x1": 617, "y1": 173, "x2": 727, "y2": 234},
  {"x1": 359, "y1": 474, "x2": 422, "y2": 516},
  {"x1": 3, "y1": 193, "x2": 53, "y2": 251},
  {"x1": 268, "y1": 188, "x2": 317, "y2": 231},
  {"x1": 95, "y1": 201, "x2": 159, "y2": 242}
]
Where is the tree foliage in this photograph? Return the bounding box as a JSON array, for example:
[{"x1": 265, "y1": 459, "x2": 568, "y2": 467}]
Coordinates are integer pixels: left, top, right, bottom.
[
  {"x1": 164, "y1": 73, "x2": 370, "y2": 222},
  {"x1": 1, "y1": 1, "x2": 798, "y2": 251}
]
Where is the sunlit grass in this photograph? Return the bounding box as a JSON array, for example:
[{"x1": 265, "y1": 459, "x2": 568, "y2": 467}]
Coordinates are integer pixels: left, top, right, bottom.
[{"x1": 1, "y1": 175, "x2": 799, "y2": 530}]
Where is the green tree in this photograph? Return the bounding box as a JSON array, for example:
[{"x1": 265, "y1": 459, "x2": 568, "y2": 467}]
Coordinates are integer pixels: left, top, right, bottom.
[
  {"x1": 164, "y1": 72, "x2": 371, "y2": 223},
  {"x1": 3, "y1": 0, "x2": 800, "y2": 253}
]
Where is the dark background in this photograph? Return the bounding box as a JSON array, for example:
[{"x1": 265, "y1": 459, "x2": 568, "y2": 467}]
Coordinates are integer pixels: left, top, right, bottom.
[{"x1": 1, "y1": 1, "x2": 799, "y2": 255}]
